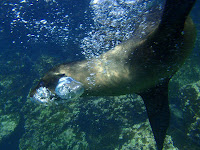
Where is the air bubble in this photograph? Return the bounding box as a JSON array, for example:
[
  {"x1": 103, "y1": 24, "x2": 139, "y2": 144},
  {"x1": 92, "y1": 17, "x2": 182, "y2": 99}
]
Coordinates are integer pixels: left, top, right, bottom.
[{"x1": 7, "y1": 0, "x2": 70, "y2": 46}]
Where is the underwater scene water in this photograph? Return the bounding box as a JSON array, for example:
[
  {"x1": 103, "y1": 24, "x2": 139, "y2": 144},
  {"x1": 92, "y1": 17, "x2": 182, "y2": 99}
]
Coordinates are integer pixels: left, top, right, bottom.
[{"x1": 0, "y1": 0, "x2": 200, "y2": 149}]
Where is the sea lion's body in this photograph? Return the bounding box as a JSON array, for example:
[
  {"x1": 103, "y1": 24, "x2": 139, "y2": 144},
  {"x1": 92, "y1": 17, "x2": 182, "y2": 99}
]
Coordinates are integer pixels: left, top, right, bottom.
[
  {"x1": 37, "y1": 17, "x2": 196, "y2": 97},
  {"x1": 29, "y1": 0, "x2": 197, "y2": 149}
]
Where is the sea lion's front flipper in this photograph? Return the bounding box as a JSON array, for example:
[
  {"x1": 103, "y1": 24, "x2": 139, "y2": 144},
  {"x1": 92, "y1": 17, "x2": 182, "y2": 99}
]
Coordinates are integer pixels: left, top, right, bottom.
[{"x1": 138, "y1": 78, "x2": 170, "y2": 150}]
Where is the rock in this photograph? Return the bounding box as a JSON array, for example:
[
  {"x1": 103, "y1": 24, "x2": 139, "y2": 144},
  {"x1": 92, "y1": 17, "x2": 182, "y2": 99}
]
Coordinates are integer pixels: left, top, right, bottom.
[
  {"x1": 0, "y1": 110, "x2": 20, "y2": 142},
  {"x1": 178, "y1": 80, "x2": 200, "y2": 145}
]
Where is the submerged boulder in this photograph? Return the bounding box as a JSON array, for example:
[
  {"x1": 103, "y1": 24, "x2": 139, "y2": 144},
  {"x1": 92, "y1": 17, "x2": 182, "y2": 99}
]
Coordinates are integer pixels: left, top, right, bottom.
[
  {"x1": 178, "y1": 80, "x2": 200, "y2": 145},
  {"x1": 19, "y1": 94, "x2": 178, "y2": 150},
  {"x1": 0, "y1": 110, "x2": 20, "y2": 143}
]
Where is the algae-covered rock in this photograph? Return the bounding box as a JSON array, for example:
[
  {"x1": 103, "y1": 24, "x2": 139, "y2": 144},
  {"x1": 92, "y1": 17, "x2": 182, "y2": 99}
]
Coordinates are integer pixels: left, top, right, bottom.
[
  {"x1": 74, "y1": 95, "x2": 148, "y2": 149},
  {"x1": 19, "y1": 99, "x2": 88, "y2": 150},
  {"x1": 20, "y1": 94, "x2": 179, "y2": 150},
  {"x1": 0, "y1": 111, "x2": 20, "y2": 142},
  {"x1": 178, "y1": 80, "x2": 200, "y2": 145},
  {"x1": 169, "y1": 57, "x2": 200, "y2": 101},
  {"x1": 119, "y1": 120, "x2": 178, "y2": 150}
]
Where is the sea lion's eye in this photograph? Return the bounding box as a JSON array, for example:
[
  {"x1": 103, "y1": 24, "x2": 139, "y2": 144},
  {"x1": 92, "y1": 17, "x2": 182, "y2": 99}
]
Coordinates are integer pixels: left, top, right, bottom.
[
  {"x1": 56, "y1": 73, "x2": 66, "y2": 78},
  {"x1": 61, "y1": 74, "x2": 66, "y2": 77}
]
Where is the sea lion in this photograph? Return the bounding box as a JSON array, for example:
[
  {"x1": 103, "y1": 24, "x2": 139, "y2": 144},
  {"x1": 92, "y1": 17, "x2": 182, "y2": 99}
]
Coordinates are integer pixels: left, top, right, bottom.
[{"x1": 29, "y1": 0, "x2": 197, "y2": 149}]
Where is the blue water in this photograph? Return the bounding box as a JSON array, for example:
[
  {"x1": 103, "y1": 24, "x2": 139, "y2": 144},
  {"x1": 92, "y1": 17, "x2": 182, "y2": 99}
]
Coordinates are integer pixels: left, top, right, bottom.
[{"x1": 0, "y1": 0, "x2": 199, "y2": 149}]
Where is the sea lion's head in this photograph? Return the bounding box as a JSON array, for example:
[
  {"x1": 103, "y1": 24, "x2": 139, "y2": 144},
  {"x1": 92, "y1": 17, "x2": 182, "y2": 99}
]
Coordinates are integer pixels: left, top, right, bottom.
[{"x1": 29, "y1": 70, "x2": 84, "y2": 104}]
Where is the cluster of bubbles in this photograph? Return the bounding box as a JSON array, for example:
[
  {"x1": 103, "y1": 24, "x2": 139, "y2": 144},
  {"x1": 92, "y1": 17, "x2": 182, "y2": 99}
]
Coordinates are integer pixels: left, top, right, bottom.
[
  {"x1": 81, "y1": 0, "x2": 164, "y2": 58},
  {"x1": 81, "y1": 0, "x2": 164, "y2": 86},
  {"x1": 3, "y1": 0, "x2": 71, "y2": 46},
  {"x1": 1, "y1": 0, "x2": 163, "y2": 52},
  {"x1": 1, "y1": 0, "x2": 164, "y2": 86}
]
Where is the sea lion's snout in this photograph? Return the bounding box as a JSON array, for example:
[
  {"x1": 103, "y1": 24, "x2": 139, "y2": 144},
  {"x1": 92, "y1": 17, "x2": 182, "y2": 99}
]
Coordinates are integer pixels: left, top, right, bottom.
[
  {"x1": 31, "y1": 86, "x2": 54, "y2": 103},
  {"x1": 30, "y1": 76, "x2": 84, "y2": 104}
]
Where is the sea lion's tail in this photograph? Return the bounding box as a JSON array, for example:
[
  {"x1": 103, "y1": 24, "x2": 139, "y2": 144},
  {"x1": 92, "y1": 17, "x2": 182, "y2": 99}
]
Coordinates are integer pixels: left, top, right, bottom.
[
  {"x1": 139, "y1": 1, "x2": 196, "y2": 150},
  {"x1": 159, "y1": 0, "x2": 196, "y2": 31}
]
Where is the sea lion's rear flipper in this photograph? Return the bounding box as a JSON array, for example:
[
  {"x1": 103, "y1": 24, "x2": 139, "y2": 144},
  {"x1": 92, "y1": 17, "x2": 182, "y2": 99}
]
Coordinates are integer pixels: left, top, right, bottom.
[
  {"x1": 159, "y1": 0, "x2": 196, "y2": 31},
  {"x1": 139, "y1": 79, "x2": 170, "y2": 150},
  {"x1": 137, "y1": 0, "x2": 197, "y2": 149}
]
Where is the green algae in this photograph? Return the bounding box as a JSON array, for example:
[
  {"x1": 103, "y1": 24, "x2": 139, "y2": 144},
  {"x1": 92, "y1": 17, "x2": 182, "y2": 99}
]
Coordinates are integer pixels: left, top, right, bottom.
[
  {"x1": 19, "y1": 93, "x2": 180, "y2": 150},
  {"x1": 178, "y1": 80, "x2": 200, "y2": 145},
  {"x1": 0, "y1": 111, "x2": 20, "y2": 142}
]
